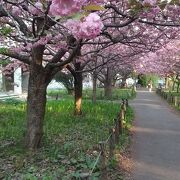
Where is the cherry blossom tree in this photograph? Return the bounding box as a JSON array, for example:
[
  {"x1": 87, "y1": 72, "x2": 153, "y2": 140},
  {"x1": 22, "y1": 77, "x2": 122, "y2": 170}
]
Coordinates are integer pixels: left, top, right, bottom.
[
  {"x1": 90, "y1": 46, "x2": 138, "y2": 98},
  {"x1": 134, "y1": 40, "x2": 180, "y2": 91},
  {"x1": 0, "y1": 0, "x2": 105, "y2": 149},
  {"x1": 0, "y1": 0, "x2": 180, "y2": 150}
]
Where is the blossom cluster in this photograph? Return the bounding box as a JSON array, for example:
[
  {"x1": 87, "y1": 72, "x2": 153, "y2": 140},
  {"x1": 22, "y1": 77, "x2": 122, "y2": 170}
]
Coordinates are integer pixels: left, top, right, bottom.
[
  {"x1": 49, "y1": 0, "x2": 105, "y2": 16},
  {"x1": 65, "y1": 13, "x2": 104, "y2": 39},
  {"x1": 142, "y1": 0, "x2": 157, "y2": 6},
  {"x1": 25, "y1": 0, "x2": 104, "y2": 39},
  {"x1": 49, "y1": 0, "x2": 84, "y2": 16}
]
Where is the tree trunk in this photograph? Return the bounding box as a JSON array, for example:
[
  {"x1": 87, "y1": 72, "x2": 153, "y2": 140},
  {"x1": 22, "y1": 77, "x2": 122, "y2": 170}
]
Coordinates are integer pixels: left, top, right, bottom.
[
  {"x1": 25, "y1": 46, "x2": 49, "y2": 150},
  {"x1": 74, "y1": 62, "x2": 83, "y2": 115},
  {"x1": 172, "y1": 81, "x2": 175, "y2": 91},
  {"x1": 104, "y1": 68, "x2": 112, "y2": 99},
  {"x1": 121, "y1": 77, "x2": 127, "y2": 88},
  {"x1": 104, "y1": 81, "x2": 112, "y2": 99},
  {"x1": 67, "y1": 88, "x2": 74, "y2": 95},
  {"x1": 165, "y1": 77, "x2": 169, "y2": 89},
  {"x1": 172, "y1": 75, "x2": 178, "y2": 91},
  {"x1": 92, "y1": 72, "x2": 97, "y2": 103},
  {"x1": 2, "y1": 75, "x2": 6, "y2": 92},
  {"x1": 177, "y1": 82, "x2": 180, "y2": 93},
  {"x1": 26, "y1": 68, "x2": 47, "y2": 149}
]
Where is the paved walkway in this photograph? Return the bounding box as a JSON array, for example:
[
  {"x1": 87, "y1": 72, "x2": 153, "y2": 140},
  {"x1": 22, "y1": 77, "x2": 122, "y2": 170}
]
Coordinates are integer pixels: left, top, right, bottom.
[{"x1": 131, "y1": 89, "x2": 180, "y2": 180}]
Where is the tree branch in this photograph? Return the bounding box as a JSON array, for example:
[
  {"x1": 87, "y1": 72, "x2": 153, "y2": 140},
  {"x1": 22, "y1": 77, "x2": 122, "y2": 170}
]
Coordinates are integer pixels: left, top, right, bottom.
[{"x1": 0, "y1": 49, "x2": 30, "y2": 64}]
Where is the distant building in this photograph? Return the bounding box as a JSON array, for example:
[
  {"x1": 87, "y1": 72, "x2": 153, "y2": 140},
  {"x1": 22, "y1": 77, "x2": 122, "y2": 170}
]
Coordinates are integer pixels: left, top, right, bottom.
[
  {"x1": 0, "y1": 68, "x2": 93, "y2": 94},
  {"x1": 0, "y1": 67, "x2": 25, "y2": 94}
]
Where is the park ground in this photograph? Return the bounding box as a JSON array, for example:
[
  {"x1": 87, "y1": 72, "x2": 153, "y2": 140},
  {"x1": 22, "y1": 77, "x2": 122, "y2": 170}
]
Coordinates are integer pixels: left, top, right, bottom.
[{"x1": 0, "y1": 88, "x2": 134, "y2": 180}]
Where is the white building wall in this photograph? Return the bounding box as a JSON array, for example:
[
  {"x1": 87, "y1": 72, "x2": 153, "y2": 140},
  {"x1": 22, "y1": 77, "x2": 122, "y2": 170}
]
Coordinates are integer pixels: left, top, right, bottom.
[
  {"x1": 14, "y1": 67, "x2": 22, "y2": 94},
  {"x1": 0, "y1": 67, "x2": 2, "y2": 91}
]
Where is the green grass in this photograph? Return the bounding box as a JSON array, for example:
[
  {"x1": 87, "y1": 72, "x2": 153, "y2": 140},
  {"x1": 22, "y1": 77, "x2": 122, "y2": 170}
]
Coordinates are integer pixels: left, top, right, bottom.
[
  {"x1": 157, "y1": 90, "x2": 180, "y2": 110},
  {"x1": 44, "y1": 100, "x2": 120, "y2": 152},
  {"x1": 0, "y1": 97, "x2": 134, "y2": 179},
  {"x1": 48, "y1": 88, "x2": 136, "y2": 101},
  {"x1": 83, "y1": 88, "x2": 135, "y2": 100},
  {"x1": 0, "y1": 100, "x2": 25, "y2": 140},
  {"x1": 47, "y1": 89, "x2": 72, "y2": 99}
]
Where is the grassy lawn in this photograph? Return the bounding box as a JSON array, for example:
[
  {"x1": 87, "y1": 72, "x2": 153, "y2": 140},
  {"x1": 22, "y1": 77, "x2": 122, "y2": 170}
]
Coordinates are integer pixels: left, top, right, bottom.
[
  {"x1": 47, "y1": 88, "x2": 136, "y2": 101},
  {"x1": 0, "y1": 90, "x2": 134, "y2": 179}
]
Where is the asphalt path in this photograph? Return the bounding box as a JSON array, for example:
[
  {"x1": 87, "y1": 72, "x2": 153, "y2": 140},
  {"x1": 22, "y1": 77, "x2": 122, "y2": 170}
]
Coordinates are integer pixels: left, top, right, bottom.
[{"x1": 131, "y1": 89, "x2": 180, "y2": 180}]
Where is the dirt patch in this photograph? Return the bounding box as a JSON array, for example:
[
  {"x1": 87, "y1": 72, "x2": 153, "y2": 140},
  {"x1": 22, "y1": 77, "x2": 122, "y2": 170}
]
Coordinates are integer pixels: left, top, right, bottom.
[{"x1": 119, "y1": 130, "x2": 134, "y2": 180}]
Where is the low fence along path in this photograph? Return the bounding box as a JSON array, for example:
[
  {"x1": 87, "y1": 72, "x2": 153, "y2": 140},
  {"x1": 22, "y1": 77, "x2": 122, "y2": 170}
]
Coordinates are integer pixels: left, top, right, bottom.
[{"x1": 131, "y1": 90, "x2": 180, "y2": 180}]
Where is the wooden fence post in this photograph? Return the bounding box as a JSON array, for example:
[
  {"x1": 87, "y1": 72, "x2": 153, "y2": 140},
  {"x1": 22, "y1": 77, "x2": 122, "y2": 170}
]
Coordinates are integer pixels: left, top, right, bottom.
[
  {"x1": 125, "y1": 99, "x2": 128, "y2": 107},
  {"x1": 162, "y1": 91, "x2": 164, "y2": 98},
  {"x1": 169, "y1": 95, "x2": 171, "y2": 103},
  {"x1": 174, "y1": 96, "x2": 177, "y2": 106},
  {"x1": 172, "y1": 96, "x2": 174, "y2": 104},
  {"x1": 114, "y1": 119, "x2": 119, "y2": 145},
  {"x1": 176, "y1": 96, "x2": 180, "y2": 107},
  {"x1": 167, "y1": 94, "x2": 170, "y2": 102},
  {"x1": 164, "y1": 93, "x2": 166, "y2": 99},
  {"x1": 118, "y1": 110, "x2": 123, "y2": 135},
  {"x1": 170, "y1": 95, "x2": 173, "y2": 103},
  {"x1": 109, "y1": 128, "x2": 115, "y2": 160},
  {"x1": 99, "y1": 141, "x2": 107, "y2": 180},
  {"x1": 121, "y1": 102, "x2": 126, "y2": 120},
  {"x1": 56, "y1": 94, "x2": 59, "y2": 100}
]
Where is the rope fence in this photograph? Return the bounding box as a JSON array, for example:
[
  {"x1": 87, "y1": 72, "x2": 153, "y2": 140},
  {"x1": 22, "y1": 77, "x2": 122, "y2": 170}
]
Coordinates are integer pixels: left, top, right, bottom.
[
  {"x1": 156, "y1": 88, "x2": 180, "y2": 108},
  {"x1": 79, "y1": 99, "x2": 129, "y2": 180}
]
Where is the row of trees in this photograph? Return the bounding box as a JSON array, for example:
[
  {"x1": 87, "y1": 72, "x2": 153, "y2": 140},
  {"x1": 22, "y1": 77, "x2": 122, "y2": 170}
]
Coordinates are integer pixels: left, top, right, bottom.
[
  {"x1": 0, "y1": 0, "x2": 180, "y2": 149},
  {"x1": 135, "y1": 40, "x2": 180, "y2": 91}
]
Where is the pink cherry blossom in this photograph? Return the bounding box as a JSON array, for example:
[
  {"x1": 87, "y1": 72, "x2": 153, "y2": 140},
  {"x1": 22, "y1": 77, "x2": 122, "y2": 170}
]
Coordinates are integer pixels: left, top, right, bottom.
[
  {"x1": 28, "y1": 2, "x2": 43, "y2": 15},
  {"x1": 142, "y1": 0, "x2": 157, "y2": 6},
  {"x1": 49, "y1": 0, "x2": 84, "y2": 16},
  {"x1": 65, "y1": 13, "x2": 104, "y2": 39},
  {"x1": 49, "y1": 0, "x2": 106, "y2": 16},
  {"x1": 12, "y1": 6, "x2": 22, "y2": 16}
]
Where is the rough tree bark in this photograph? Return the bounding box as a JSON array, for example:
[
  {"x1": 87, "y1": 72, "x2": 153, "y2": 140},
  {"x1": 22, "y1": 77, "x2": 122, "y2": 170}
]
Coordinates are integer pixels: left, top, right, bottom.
[
  {"x1": 172, "y1": 78, "x2": 175, "y2": 91},
  {"x1": 92, "y1": 72, "x2": 97, "y2": 103},
  {"x1": 67, "y1": 88, "x2": 75, "y2": 95},
  {"x1": 26, "y1": 46, "x2": 49, "y2": 149},
  {"x1": 165, "y1": 77, "x2": 169, "y2": 89},
  {"x1": 25, "y1": 41, "x2": 78, "y2": 149},
  {"x1": 104, "y1": 81, "x2": 112, "y2": 99},
  {"x1": 92, "y1": 58, "x2": 97, "y2": 103},
  {"x1": 26, "y1": 70, "x2": 47, "y2": 149},
  {"x1": 121, "y1": 76, "x2": 127, "y2": 88},
  {"x1": 172, "y1": 81, "x2": 175, "y2": 91},
  {"x1": 74, "y1": 62, "x2": 83, "y2": 115},
  {"x1": 104, "y1": 68, "x2": 112, "y2": 99},
  {"x1": 172, "y1": 75, "x2": 177, "y2": 91}
]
